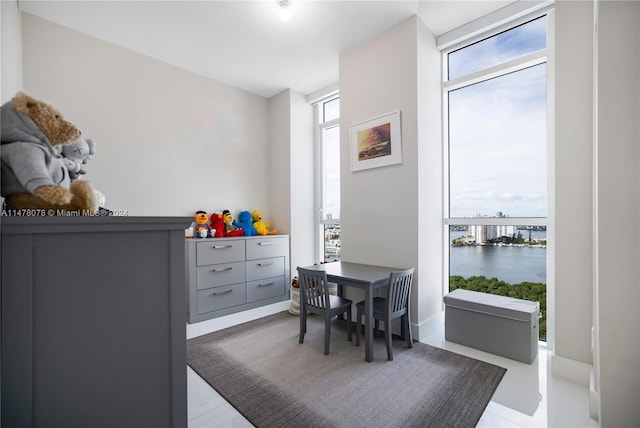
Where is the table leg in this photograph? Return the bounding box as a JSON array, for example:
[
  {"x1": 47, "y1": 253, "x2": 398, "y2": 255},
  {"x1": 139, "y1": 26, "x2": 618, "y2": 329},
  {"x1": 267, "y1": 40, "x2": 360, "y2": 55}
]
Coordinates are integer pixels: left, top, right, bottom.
[
  {"x1": 336, "y1": 282, "x2": 345, "y2": 320},
  {"x1": 364, "y1": 286, "x2": 373, "y2": 362}
]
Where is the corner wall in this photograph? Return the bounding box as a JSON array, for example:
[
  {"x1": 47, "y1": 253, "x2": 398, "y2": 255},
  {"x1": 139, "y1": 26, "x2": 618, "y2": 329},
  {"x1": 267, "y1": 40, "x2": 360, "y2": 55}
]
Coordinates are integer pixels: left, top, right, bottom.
[
  {"x1": 553, "y1": 0, "x2": 594, "y2": 367},
  {"x1": 416, "y1": 17, "x2": 445, "y2": 335},
  {"x1": 269, "y1": 89, "x2": 315, "y2": 274},
  {"x1": 339, "y1": 16, "x2": 442, "y2": 336},
  {"x1": 289, "y1": 90, "x2": 315, "y2": 270},
  {"x1": 594, "y1": 1, "x2": 640, "y2": 425}
]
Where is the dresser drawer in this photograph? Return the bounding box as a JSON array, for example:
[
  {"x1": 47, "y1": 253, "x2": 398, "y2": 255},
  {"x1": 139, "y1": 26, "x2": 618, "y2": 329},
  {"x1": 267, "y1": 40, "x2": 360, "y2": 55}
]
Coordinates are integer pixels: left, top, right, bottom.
[
  {"x1": 246, "y1": 257, "x2": 284, "y2": 282},
  {"x1": 247, "y1": 276, "x2": 285, "y2": 303},
  {"x1": 196, "y1": 240, "x2": 245, "y2": 266},
  {"x1": 197, "y1": 283, "x2": 246, "y2": 314},
  {"x1": 246, "y1": 237, "x2": 287, "y2": 260},
  {"x1": 196, "y1": 261, "x2": 245, "y2": 290},
  {"x1": 186, "y1": 235, "x2": 289, "y2": 323}
]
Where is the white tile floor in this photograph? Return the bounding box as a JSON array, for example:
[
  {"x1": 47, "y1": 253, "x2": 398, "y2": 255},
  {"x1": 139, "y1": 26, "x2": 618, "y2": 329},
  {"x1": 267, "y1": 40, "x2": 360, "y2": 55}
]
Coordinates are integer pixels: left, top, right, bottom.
[{"x1": 186, "y1": 302, "x2": 599, "y2": 428}]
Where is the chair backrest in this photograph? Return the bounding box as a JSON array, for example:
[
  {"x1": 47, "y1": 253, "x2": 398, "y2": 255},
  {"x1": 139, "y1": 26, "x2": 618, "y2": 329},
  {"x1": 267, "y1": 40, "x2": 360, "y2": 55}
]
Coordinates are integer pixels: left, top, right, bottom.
[
  {"x1": 297, "y1": 267, "x2": 330, "y2": 310},
  {"x1": 386, "y1": 268, "x2": 414, "y2": 316}
]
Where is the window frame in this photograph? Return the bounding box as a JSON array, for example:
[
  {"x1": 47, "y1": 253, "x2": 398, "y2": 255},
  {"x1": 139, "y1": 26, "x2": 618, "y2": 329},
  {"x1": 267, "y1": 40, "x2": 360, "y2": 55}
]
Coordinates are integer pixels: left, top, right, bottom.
[
  {"x1": 313, "y1": 93, "x2": 341, "y2": 262},
  {"x1": 441, "y1": 7, "x2": 555, "y2": 346}
]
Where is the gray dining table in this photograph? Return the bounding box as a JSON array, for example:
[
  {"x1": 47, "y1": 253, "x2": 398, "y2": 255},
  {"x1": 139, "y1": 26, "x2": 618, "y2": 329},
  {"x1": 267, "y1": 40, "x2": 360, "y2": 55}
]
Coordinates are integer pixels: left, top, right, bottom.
[{"x1": 300, "y1": 261, "x2": 403, "y2": 362}]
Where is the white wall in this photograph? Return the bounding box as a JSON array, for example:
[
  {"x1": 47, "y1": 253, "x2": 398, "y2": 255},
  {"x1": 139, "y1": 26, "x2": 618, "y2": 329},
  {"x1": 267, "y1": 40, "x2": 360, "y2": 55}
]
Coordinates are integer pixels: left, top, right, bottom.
[
  {"x1": 1, "y1": 0, "x2": 22, "y2": 103},
  {"x1": 339, "y1": 16, "x2": 442, "y2": 336},
  {"x1": 269, "y1": 90, "x2": 291, "y2": 234},
  {"x1": 554, "y1": 0, "x2": 594, "y2": 366},
  {"x1": 289, "y1": 90, "x2": 315, "y2": 270},
  {"x1": 416, "y1": 18, "x2": 445, "y2": 335},
  {"x1": 21, "y1": 13, "x2": 271, "y2": 218},
  {"x1": 553, "y1": 1, "x2": 640, "y2": 423},
  {"x1": 269, "y1": 89, "x2": 315, "y2": 274},
  {"x1": 594, "y1": 1, "x2": 640, "y2": 425}
]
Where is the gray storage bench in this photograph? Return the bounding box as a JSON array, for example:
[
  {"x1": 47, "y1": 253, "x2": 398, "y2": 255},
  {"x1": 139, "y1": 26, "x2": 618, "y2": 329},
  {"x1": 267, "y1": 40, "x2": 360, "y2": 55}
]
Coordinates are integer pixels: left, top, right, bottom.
[{"x1": 443, "y1": 289, "x2": 540, "y2": 364}]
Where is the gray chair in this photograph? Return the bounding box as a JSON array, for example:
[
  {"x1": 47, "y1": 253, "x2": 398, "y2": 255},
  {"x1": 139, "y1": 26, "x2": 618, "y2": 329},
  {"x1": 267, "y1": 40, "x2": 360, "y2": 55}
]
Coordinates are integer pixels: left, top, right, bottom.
[
  {"x1": 355, "y1": 268, "x2": 414, "y2": 361},
  {"x1": 297, "y1": 267, "x2": 353, "y2": 355}
]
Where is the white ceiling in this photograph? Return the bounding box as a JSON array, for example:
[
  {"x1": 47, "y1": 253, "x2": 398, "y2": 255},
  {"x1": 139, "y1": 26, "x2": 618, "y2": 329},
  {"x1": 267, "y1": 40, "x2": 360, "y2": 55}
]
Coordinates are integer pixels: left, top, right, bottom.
[{"x1": 19, "y1": 0, "x2": 514, "y2": 98}]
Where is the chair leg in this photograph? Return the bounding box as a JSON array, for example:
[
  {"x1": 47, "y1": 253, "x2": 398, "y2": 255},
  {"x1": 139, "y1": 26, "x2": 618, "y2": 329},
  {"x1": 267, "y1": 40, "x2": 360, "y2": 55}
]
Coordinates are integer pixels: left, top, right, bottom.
[
  {"x1": 346, "y1": 308, "x2": 352, "y2": 342},
  {"x1": 355, "y1": 306, "x2": 362, "y2": 346},
  {"x1": 324, "y1": 316, "x2": 331, "y2": 355},
  {"x1": 404, "y1": 314, "x2": 413, "y2": 348},
  {"x1": 374, "y1": 319, "x2": 380, "y2": 337},
  {"x1": 299, "y1": 308, "x2": 306, "y2": 344},
  {"x1": 384, "y1": 319, "x2": 393, "y2": 361}
]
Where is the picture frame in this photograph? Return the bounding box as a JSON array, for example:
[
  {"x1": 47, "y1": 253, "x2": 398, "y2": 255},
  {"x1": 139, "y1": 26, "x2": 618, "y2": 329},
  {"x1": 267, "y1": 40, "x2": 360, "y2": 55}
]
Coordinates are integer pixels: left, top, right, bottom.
[{"x1": 349, "y1": 110, "x2": 402, "y2": 172}]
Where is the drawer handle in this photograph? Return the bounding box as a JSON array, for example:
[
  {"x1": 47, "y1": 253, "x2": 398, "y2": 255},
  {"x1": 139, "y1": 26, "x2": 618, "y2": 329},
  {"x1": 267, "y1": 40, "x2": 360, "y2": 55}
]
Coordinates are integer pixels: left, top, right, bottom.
[
  {"x1": 258, "y1": 282, "x2": 275, "y2": 287},
  {"x1": 258, "y1": 242, "x2": 274, "y2": 246},
  {"x1": 212, "y1": 245, "x2": 232, "y2": 249},
  {"x1": 212, "y1": 267, "x2": 232, "y2": 272},
  {"x1": 257, "y1": 262, "x2": 274, "y2": 267},
  {"x1": 212, "y1": 289, "x2": 233, "y2": 296}
]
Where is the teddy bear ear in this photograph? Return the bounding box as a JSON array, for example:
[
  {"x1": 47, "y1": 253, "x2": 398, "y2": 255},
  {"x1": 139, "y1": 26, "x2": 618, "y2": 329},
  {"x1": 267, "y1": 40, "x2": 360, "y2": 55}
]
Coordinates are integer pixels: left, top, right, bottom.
[
  {"x1": 12, "y1": 91, "x2": 33, "y2": 113},
  {"x1": 13, "y1": 92, "x2": 54, "y2": 115}
]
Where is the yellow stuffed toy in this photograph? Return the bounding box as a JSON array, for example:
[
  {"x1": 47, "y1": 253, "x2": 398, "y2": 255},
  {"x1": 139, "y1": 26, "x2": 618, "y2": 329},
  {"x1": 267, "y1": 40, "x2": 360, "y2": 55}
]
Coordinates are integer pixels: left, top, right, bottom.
[{"x1": 252, "y1": 210, "x2": 277, "y2": 235}]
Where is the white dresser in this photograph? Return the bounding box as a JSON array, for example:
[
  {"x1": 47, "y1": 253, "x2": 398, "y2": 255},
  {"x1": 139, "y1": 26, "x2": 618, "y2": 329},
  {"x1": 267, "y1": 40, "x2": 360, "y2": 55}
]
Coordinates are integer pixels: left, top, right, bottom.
[{"x1": 185, "y1": 235, "x2": 290, "y2": 323}]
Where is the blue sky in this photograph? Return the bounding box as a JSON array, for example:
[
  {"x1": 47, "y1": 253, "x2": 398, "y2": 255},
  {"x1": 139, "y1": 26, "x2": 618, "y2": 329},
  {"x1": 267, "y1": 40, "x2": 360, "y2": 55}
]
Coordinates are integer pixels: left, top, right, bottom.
[{"x1": 448, "y1": 17, "x2": 547, "y2": 218}]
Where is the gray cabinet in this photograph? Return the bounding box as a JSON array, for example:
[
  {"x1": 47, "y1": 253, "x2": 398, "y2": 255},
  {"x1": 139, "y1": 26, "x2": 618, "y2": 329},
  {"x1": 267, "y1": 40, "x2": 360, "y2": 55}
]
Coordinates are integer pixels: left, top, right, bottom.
[
  {"x1": 1, "y1": 216, "x2": 190, "y2": 428},
  {"x1": 186, "y1": 235, "x2": 290, "y2": 323}
]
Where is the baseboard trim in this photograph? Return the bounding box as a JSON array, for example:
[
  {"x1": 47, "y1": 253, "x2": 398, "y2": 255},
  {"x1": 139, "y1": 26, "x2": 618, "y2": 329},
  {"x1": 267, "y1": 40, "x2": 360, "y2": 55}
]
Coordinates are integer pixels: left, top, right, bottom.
[
  {"x1": 187, "y1": 300, "x2": 290, "y2": 339},
  {"x1": 413, "y1": 310, "x2": 444, "y2": 341},
  {"x1": 589, "y1": 369, "x2": 600, "y2": 420},
  {"x1": 550, "y1": 353, "x2": 592, "y2": 387}
]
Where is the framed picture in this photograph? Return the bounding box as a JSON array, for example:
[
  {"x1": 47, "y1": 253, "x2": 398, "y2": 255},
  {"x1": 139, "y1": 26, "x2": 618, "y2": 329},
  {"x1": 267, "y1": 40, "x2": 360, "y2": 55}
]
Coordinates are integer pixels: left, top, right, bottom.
[{"x1": 349, "y1": 110, "x2": 402, "y2": 172}]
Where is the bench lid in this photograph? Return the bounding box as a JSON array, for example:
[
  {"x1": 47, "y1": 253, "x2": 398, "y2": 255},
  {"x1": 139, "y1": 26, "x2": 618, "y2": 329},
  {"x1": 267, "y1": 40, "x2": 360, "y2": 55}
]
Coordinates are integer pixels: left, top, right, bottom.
[{"x1": 443, "y1": 289, "x2": 539, "y2": 322}]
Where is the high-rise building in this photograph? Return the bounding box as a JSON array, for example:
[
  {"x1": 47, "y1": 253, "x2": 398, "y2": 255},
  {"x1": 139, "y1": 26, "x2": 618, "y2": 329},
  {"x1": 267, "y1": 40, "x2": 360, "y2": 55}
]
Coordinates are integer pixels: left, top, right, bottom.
[{"x1": 469, "y1": 213, "x2": 516, "y2": 244}]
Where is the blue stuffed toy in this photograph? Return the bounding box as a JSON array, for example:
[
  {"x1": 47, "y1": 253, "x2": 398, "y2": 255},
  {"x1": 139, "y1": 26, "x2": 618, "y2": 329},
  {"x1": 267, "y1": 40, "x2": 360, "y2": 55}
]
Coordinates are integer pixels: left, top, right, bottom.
[{"x1": 236, "y1": 210, "x2": 257, "y2": 236}]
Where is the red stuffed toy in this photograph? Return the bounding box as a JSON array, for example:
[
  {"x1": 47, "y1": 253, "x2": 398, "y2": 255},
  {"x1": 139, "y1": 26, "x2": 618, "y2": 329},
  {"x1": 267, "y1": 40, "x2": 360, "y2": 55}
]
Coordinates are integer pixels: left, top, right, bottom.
[{"x1": 209, "y1": 212, "x2": 226, "y2": 238}]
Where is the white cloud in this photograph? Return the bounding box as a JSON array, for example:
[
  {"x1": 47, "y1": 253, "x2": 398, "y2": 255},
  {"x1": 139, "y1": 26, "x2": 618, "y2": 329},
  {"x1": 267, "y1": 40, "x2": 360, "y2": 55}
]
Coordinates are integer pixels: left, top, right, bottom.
[{"x1": 449, "y1": 61, "x2": 547, "y2": 218}]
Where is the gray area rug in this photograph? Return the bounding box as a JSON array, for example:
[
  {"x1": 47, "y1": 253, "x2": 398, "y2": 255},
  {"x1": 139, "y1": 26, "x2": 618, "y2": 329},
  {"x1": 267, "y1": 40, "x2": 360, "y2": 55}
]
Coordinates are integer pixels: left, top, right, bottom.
[{"x1": 187, "y1": 311, "x2": 506, "y2": 428}]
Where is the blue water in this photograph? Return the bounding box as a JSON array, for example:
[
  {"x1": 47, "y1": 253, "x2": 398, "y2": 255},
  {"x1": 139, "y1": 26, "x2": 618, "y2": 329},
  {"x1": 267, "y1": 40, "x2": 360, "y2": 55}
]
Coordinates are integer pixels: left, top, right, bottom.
[{"x1": 450, "y1": 230, "x2": 547, "y2": 284}]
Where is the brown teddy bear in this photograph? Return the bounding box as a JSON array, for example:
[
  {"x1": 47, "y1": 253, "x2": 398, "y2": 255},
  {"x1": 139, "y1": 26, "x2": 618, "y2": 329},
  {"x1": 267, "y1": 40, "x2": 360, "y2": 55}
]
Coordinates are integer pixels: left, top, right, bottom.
[{"x1": 1, "y1": 92, "x2": 98, "y2": 214}]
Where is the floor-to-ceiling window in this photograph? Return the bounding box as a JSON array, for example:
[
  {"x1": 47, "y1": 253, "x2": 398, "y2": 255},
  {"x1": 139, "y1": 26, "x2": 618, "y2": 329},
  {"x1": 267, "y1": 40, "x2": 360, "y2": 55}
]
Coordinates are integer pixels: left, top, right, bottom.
[
  {"x1": 314, "y1": 94, "x2": 341, "y2": 262},
  {"x1": 443, "y1": 12, "x2": 552, "y2": 341}
]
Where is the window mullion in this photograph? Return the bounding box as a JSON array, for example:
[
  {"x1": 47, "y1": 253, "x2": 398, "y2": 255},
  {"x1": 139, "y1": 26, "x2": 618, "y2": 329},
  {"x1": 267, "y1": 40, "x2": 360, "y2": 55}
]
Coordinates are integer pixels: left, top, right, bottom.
[
  {"x1": 447, "y1": 217, "x2": 548, "y2": 226},
  {"x1": 320, "y1": 118, "x2": 339, "y2": 130},
  {"x1": 444, "y1": 49, "x2": 547, "y2": 91}
]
